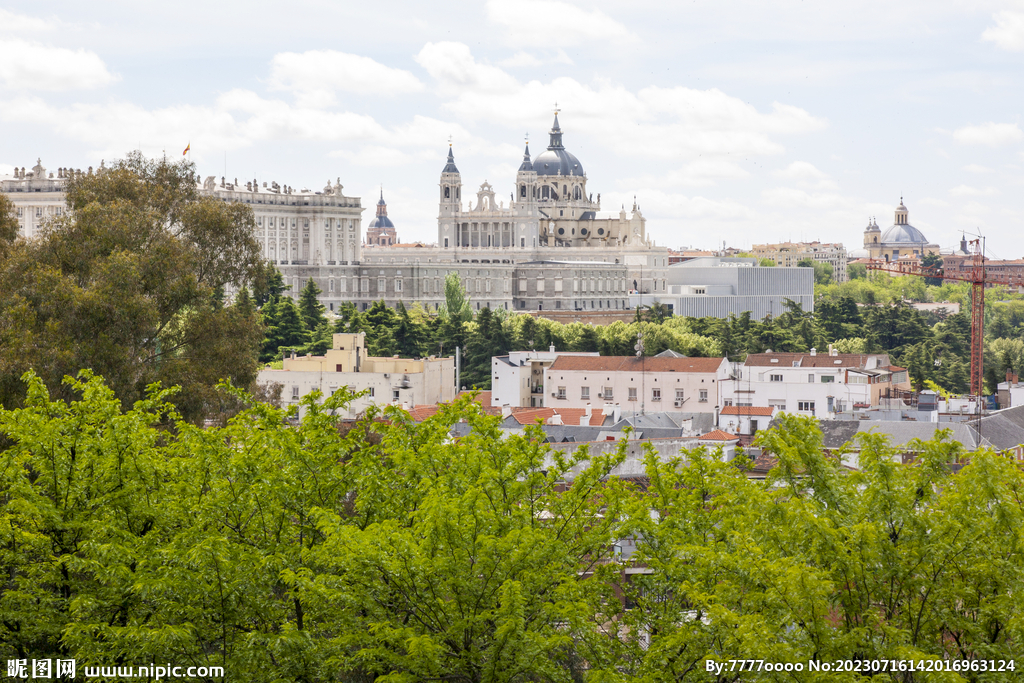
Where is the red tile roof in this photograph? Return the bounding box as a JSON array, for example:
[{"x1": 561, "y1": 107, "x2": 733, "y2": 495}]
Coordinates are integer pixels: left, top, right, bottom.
[
  {"x1": 720, "y1": 406, "x2": 775, "y2": 416},
  {"x1": 699, "y1": 429, "x2": 740, "y2": 441},
  {"x1": 548, "y1": 355, "x2": 725, "y2": 373},
  {"x1": 509, "y1": 407, "x2": 605, "y2": 426},
  {"x1": 407, "y1": 405, "x2": 440, "y2": 422}
]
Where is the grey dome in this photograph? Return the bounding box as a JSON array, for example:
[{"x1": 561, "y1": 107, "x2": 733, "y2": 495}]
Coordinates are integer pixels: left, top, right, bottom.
[
  {"x1": 880, "y1": 223, "x2": 928, "y2": 243},
  {"x1": 534, "y1": 113, "x2": 585, "y2": 177},
  {"x1": 367, "y1": 214, "x2": 395, "y2": 229}
]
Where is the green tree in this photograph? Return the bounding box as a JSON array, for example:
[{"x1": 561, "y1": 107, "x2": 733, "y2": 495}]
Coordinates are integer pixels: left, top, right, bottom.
[
  {"x1": 297, "y1": 277, "x2": 327, "y2": 333},
  {"x1": 0, "y1": 153, "x2": 264, "y2": 421},
  {"x1": 798, "y1": 257, "x2": 834, "y2": 284},
  {"x1": 921, "y1": 252, "x2": 945, "y2": 286}
]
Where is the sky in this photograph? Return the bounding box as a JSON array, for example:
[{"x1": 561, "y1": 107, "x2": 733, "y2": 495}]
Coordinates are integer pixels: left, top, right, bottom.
[{"x1": 2, "y1": 1, "x2": 1024, "y2": 259}]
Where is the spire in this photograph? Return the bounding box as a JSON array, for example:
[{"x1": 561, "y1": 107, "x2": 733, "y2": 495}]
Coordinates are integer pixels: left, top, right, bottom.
[
  {"x1": 518, "y1": 142, "x2": 533, "y2": 172},
  {"x1": 377, "y1": 187, "x2": 387, "y2": 216},
  {"x1": 548, "y1": 112, "x2": 563, "y2": 150},
  {"x1": 443, "y1": 143, "x2": 459, "y2": 174}
]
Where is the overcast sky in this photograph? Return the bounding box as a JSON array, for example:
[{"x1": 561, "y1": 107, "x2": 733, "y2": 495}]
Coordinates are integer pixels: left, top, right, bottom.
[{"x1": 3, "y1": 1, "x2": 1024, "y2": 257}]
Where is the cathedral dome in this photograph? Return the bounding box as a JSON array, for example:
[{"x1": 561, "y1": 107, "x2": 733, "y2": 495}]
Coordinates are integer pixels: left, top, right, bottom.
[
  {"x1": 534, "y1": 113, "x2": 585, "y2": 177},
  {"x1": 880, "y1": 223, "x2": 927, "y2": 243},
  {"x1": 368, "y1": 190, "x2": 395, "y2": 229}
]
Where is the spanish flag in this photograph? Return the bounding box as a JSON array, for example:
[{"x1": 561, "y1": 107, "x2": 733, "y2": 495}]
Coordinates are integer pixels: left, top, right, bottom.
[{"x1": 182, "y1": 142, "x2": 190, "y2": 156}]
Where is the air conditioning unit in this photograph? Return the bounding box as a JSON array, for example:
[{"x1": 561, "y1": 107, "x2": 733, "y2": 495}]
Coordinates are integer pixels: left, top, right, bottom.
[{"x1": 674, "y1": 400, "x2": 683, "y2": 407}]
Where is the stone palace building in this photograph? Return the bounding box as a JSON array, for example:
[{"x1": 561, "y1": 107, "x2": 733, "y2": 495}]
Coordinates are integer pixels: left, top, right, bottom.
[{"x1": 3, "y1": 115, "x2": 670, "y2": 315}]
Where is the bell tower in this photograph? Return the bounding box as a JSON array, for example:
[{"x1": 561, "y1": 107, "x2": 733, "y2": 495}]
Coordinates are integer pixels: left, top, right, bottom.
[{"x1": 438, "y1": 144, "x2": 461, "y2": 248}]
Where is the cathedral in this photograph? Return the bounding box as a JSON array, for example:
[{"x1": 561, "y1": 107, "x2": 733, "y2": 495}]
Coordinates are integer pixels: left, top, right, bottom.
[
  {"x1": 438, "y1": 113, "x2": 650, "y2": 252},
  {"x1": 863, "y1": 199, "x2": 940, "y2": 261}
]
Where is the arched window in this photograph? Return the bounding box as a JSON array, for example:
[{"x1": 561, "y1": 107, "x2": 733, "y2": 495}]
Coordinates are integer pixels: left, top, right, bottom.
[
  {"x1": 520, "y1": 184, "x2": 526, "y2": 197},
  {"x1": 444, "y1": 187, "x2": 450, "y2": 199}
]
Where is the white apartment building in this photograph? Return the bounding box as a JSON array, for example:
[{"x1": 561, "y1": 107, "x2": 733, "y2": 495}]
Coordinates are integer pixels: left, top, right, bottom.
[
  {"x1": 258, "y1": 332, "x2": 455, "y2": 418},
  {"x1": 491, "y1": 348, "x2": 600, "y2": 408},
  {"x1": 722, "y1": 349, "x2": 911, "y2": 418},
  {"x1": 751, "y1": 241, "x2": 848, "y2": 283},
  {"x1": 543, "y1": 355, "x2": 730, "y2": 414}
]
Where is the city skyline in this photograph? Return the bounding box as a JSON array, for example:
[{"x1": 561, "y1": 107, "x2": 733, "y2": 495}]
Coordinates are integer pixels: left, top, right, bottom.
[{"x1": 2, "y1": 1, "x2": 1024, "y2": 257}]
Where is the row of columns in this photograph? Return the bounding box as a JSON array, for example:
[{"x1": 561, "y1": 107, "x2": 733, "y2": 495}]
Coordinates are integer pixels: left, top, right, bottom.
[{"x1": 459, "y1": 221, "x2": 513, "y2": 248}]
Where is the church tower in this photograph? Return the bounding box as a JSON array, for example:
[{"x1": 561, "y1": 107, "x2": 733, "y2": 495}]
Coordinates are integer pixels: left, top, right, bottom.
[{"x1": 438, "y1": 144, "x2": 461, "y2": 249}]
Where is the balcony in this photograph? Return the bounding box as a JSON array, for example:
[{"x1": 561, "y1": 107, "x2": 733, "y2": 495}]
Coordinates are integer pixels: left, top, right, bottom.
[{"x1": 531, "y1": 385, "x2": 544, "y2": 394}]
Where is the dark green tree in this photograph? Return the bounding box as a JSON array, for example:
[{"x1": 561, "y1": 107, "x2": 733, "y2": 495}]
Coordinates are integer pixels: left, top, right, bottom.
[
  {"x1": 921, "y1": 253, "x2": 945, "y2": 286},
  {"x1": 298, "y1": 277, "x2": 327, "y2": 333}
]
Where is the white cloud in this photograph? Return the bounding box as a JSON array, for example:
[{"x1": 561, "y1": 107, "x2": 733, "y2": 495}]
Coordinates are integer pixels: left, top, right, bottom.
[
  {"x1": 485, "y1": 0, "x2": 636, "y2": 46},
  {"x1": 415, "y1": 42, "x2": 519, "y2": 94},
  {"x1": 773, "y1": 161, "x2": 827, "y2": 180},
  {"x1": 0, "y1": 38, "x2": 117, "y2": 91},
  {"x1": 949, "y1": 185, "x2": 998, "y2": 197},
  {"x1": 500, "y1": 52, "x2": 544, "y2": 67},
  {"x1": 0, "y1": 9, "x2": 55, "y2": 33},
  {"x1": 982, "y1": 11, "x2": 1024, "y2": 51},
  {"x1": 963, "y1": 163, "x2": 993, "y2": 173},
  {"x1": 268, "y1": 50, "x2": 423, "y2": 106},
  {"x1": 762, "y1": 186, "x2": 854, "y2": 209},
  {"x1": 952, "y1": 122, "x2": 1023, "y2": 147},
  {"x1": 416, "y1": 45, "x2": 826, "y2": 164}
]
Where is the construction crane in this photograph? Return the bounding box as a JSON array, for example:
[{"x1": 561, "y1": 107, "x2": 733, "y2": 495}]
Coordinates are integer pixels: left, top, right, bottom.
[{"x1": 866, "y1": 238, "x2": 1024, "y2": 398}]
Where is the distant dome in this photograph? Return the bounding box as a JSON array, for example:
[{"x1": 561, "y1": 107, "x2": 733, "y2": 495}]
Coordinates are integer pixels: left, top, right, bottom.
[
  {"x1": 880, "y1": 223, "x2": 928, "y2": 243},
  {"x1": 534, "y1": 113, "x2": 585, "y2": 177},
  {"x1": 367, "y1": 214, "x2": 395, "y2": 229}
]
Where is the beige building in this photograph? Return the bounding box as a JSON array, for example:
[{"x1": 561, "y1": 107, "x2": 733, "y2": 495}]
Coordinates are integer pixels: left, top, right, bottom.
[
  {"x1": 752, "y1": 241, "x2": 848, "y2": 282},
  {"x1": 258, "y1": 332, "x2": 455, "y2": 418},
  {"x1": 543, "y1": 354, "x2": 730, "y2": 414}
]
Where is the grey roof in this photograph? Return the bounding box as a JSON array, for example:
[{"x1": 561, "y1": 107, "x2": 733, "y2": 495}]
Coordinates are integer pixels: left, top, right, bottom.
[
  {"x1": 518, "y1": 143, "x2": 533, "y2": 172},
  {"x1": 534, "y1": 114, "x2": 585, "y2": 177},
  {"x1": 880, "y1": 223, "x2": 929, "y2": 244},
  {"x1": 813, "y1": 419, "x2": 983, "y2": 451},
  {"x1": 977, "y1": 405, "x2": 1024, "y2": 449},
  {"x1": 442, "y1": 146, "x2": 459, "y2": 174}
]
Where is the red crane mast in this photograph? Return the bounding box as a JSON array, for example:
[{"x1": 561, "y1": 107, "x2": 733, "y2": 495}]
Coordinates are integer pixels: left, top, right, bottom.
[{"x1": 865, "y1": 238, "x2": 1024, "y2": 398}]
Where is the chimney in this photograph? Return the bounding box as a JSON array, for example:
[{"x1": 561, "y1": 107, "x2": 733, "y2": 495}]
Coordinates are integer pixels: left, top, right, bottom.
[
  {"x1": 501, "y1": 404, "x2": 512, "y2": 419},
  {"x1": 548, "y1": 412, "x2": 563, "y2": 425},
  {"x1": 810, "y1": 348, "x2": 816, "y2": 356},
  {"x1": 549, "y1": 344, "x2": 556, "y2": 353},
  {"x1": 585, "y1": 403, "x2": 592, "y2": 418}
]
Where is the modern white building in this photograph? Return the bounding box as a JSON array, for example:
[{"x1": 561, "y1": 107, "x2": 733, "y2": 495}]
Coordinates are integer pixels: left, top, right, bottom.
[
  {"x1": 543, "y1": 354, "x2": 730, "y2": 414},
  {"x1": 722, "y1": 349, "x2": 911, "y2": 418},
  {"x1": 630, "y1": 257, "x2": 814, "y2": 319},
  {"x1": 258, "y1": 332, "x2": 456, "y2": 418},
  {"x1": 490, "y1": 348, "x2": 600, "y2": 408}
]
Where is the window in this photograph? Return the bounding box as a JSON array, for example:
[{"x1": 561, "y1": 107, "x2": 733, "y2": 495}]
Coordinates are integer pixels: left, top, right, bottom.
[
  {"x1": 628, "y1": 387, "x2": 637, "y2": 402},
  {"x1": 329, "y1": 279, "x2": 335, "y2": 292},
  {"x1": 808, "y1": 374, "x2": 815, "y2": 383},
  {"x1": 378, "y1": 278, "x2": 386, "y2": 292},
  {"x1": 557, "y1": 386, "x2": 566, "y2": 400},
  {"x1": 581, "y1": 386, "x2": 590, "y2": 400},
  {"x1": 798, "y1": 401, "x2": 815, "y2": 412},
  {"x1": 603, "y1": 387, "x2": 613, "y2": 400},
  {"x1": 674, "y1": 389, "x2": 685, "y2": 406},
  {"x1": 395, "y1": 279, "x2": 403, "y2": 292},
  {"x1": 291, "y1": 386, "x2": 300, "y2": 399},
  {"x1": 444, "y1": 237, "x2": 449, "y2": 247},
  {"x1": 652, "y1": 388, "x2": 661, "y2": 402},
  {"x1": 393, "y1": 389, "x2": 400, "y2": 401},
  {"x1": 770, "y1": 374, "x2": 783, "y2": 382},
  {"x1": 820, "y1": 375, "x2": 835, "y2": 383},
  {"x1": 699, "y1": 389, "x2": 708, "y2": 402},
  {"x1": 368, "y1": 387, "x2": 375, "y2": 398},
  {"x1": 769, "y1": 400, "x2": 786, "y2": 411}
]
